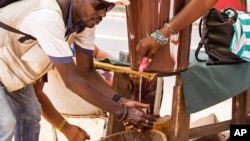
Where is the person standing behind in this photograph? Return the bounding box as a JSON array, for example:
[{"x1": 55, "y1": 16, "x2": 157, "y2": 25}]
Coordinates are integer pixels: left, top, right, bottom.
[{"x1": 0, "y1": 0, "x2": 155, "y2": 141}]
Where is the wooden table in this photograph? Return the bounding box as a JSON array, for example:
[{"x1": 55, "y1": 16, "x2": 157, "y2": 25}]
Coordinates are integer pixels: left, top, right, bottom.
[{"x1": 94, "y1": 61, "x2": 250, "y2": 140}]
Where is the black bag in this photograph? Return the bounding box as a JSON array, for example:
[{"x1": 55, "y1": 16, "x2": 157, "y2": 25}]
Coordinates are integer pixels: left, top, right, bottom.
[
  {"x1": 0, "y1": 0, "x2": 20, "y2": 8},
  {"x1": 195, "y1": 8, "x2": 245, "y2": 65}
]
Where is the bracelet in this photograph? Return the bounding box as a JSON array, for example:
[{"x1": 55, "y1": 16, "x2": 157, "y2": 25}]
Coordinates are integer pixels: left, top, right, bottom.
[
  {"x1": 150, "y1": 30, "x2": 169, "y2": 46},
  {"x1": 57, "y1": 119, "x2": 67, "y2": 131},
  {"x1": 117, "y1": 104, "x2": 128, "y2": 121},
  {"x1": 112, "y1": 93, "x2": 122, "y2": 102},
  {"x1": 164, "y1": 23, "x2": 176, "y2": 35}
]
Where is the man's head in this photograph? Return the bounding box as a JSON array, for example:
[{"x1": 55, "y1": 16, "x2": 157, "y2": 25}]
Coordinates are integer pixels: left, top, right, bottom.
[{"x1": 73, "y1": 0, "x2": 129, "y2": 28}]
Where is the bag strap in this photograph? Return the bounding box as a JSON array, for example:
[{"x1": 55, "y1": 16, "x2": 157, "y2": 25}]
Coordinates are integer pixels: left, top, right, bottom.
[
  {"x1": 0, "y1": 0, "x2": 21, "y2": 8},
  {"x1": 223, "y1": 7, "x2": 238, "y2": 20},
  {"x1": 0, "y1": 21, "x2": 36, "y2": 42},
  {"x1": 195, "y1": 37, "x2": 207, "y2": 62},
  {"x1": 195, "y1": 15, "x2": 207, "y2": 62}
]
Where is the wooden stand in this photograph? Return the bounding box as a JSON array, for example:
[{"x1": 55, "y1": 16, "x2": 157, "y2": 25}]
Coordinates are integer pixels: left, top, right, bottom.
[
  {"x1": 106, "y1": 73, "x2": 130, "y2": 135},
  {"x1": 95, "y1": 62, "x2": 250, "y2": 140}
]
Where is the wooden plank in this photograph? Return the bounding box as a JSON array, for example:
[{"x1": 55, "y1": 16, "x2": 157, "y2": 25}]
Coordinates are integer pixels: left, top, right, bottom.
[
  {"x1": 189, "y1": 91, "x2": 250, "y2": 139},
  {"x1": 189, "y1": 115, "x2": 250, "y2": 139},
  {"x1": 189, "y1": 120, "x2": 231, "y2": 139},
  {"x1": 168, "y1": 75, "x2": 190, "y2": 141},
  {"x1": 247, "y1": 89, "x2": 250, "y2": 115},
  {"x1": 232, "y1": 90, "x2": 247, "y2": 124},
  {"x1": 106, "y1": 73, "x2": 131, "y2": 135}
]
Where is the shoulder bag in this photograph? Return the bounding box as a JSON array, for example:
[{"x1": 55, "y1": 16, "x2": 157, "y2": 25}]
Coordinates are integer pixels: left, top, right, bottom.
[{"x1": 195, "y1": 8, "x2": 245, "y2": 65}]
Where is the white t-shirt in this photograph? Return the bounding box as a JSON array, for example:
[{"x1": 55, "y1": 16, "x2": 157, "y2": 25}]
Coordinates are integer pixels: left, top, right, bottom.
[{"x1": 19, "y1": 9, "x2": 95, "y2": 63}]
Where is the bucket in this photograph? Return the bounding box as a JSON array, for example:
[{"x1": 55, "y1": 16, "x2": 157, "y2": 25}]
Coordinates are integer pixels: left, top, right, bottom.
[
  {"x1": 126, "y1": 0, "x2": 192, "y2": 73},
  {"x1": 99, "y1": 130, "x2": 167, "y2": 141}
]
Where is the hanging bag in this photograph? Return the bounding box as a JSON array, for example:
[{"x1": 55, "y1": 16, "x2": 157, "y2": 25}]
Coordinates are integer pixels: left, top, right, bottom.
[{"x1": 195, "y1": 8, "x2": 245, "y2": 65}]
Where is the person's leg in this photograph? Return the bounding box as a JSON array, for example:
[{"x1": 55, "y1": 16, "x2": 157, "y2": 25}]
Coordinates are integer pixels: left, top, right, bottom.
[
  {"x1": 7, "y1": 84, "x2": 42, "y2": 141},
  {"x1": 0, "y1": 83, "x2": 16, "y2": 141}
]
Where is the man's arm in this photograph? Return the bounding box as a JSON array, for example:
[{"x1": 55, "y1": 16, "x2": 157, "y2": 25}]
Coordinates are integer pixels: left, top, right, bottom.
[
  {"x1": 33, "y1": 80, "x2": 90, "y2": 140},
  {"x1": 56, "y1": 56, "x2": 124, "y2": 111},
  {"x1": 53, "y1": 45, "x2": 155, "y2": 130},
  {"x1": 93, "y1": 45, "x2": 112, "y2": 59},
  {"x1": 93, "y1": 45, "x2": 113, "y2": 86}
]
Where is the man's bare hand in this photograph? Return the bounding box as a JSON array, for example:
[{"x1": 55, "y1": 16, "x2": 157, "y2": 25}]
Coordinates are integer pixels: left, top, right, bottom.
[
  {"x1": 123, "y1": 108, "x2": 155, "y2": 130},
  {"x1": 62, "y1": 123, "x2": 91, "y2": 141}
]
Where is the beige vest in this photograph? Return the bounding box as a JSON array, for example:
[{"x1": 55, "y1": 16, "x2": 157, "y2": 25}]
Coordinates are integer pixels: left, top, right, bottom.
[{"x1": 0, "y1": 0, "x2": 62, "y2": 92}]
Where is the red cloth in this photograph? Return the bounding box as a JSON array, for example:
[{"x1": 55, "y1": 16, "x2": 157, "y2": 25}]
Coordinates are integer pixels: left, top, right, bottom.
[{"x1": 214, "y1": 0, "x2": 246, "y2": 11}]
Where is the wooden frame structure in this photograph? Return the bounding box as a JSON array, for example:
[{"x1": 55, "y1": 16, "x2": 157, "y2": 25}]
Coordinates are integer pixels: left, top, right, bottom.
[{"x1": 102, "y1": 70, "x2": 250, "y2": 140}]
